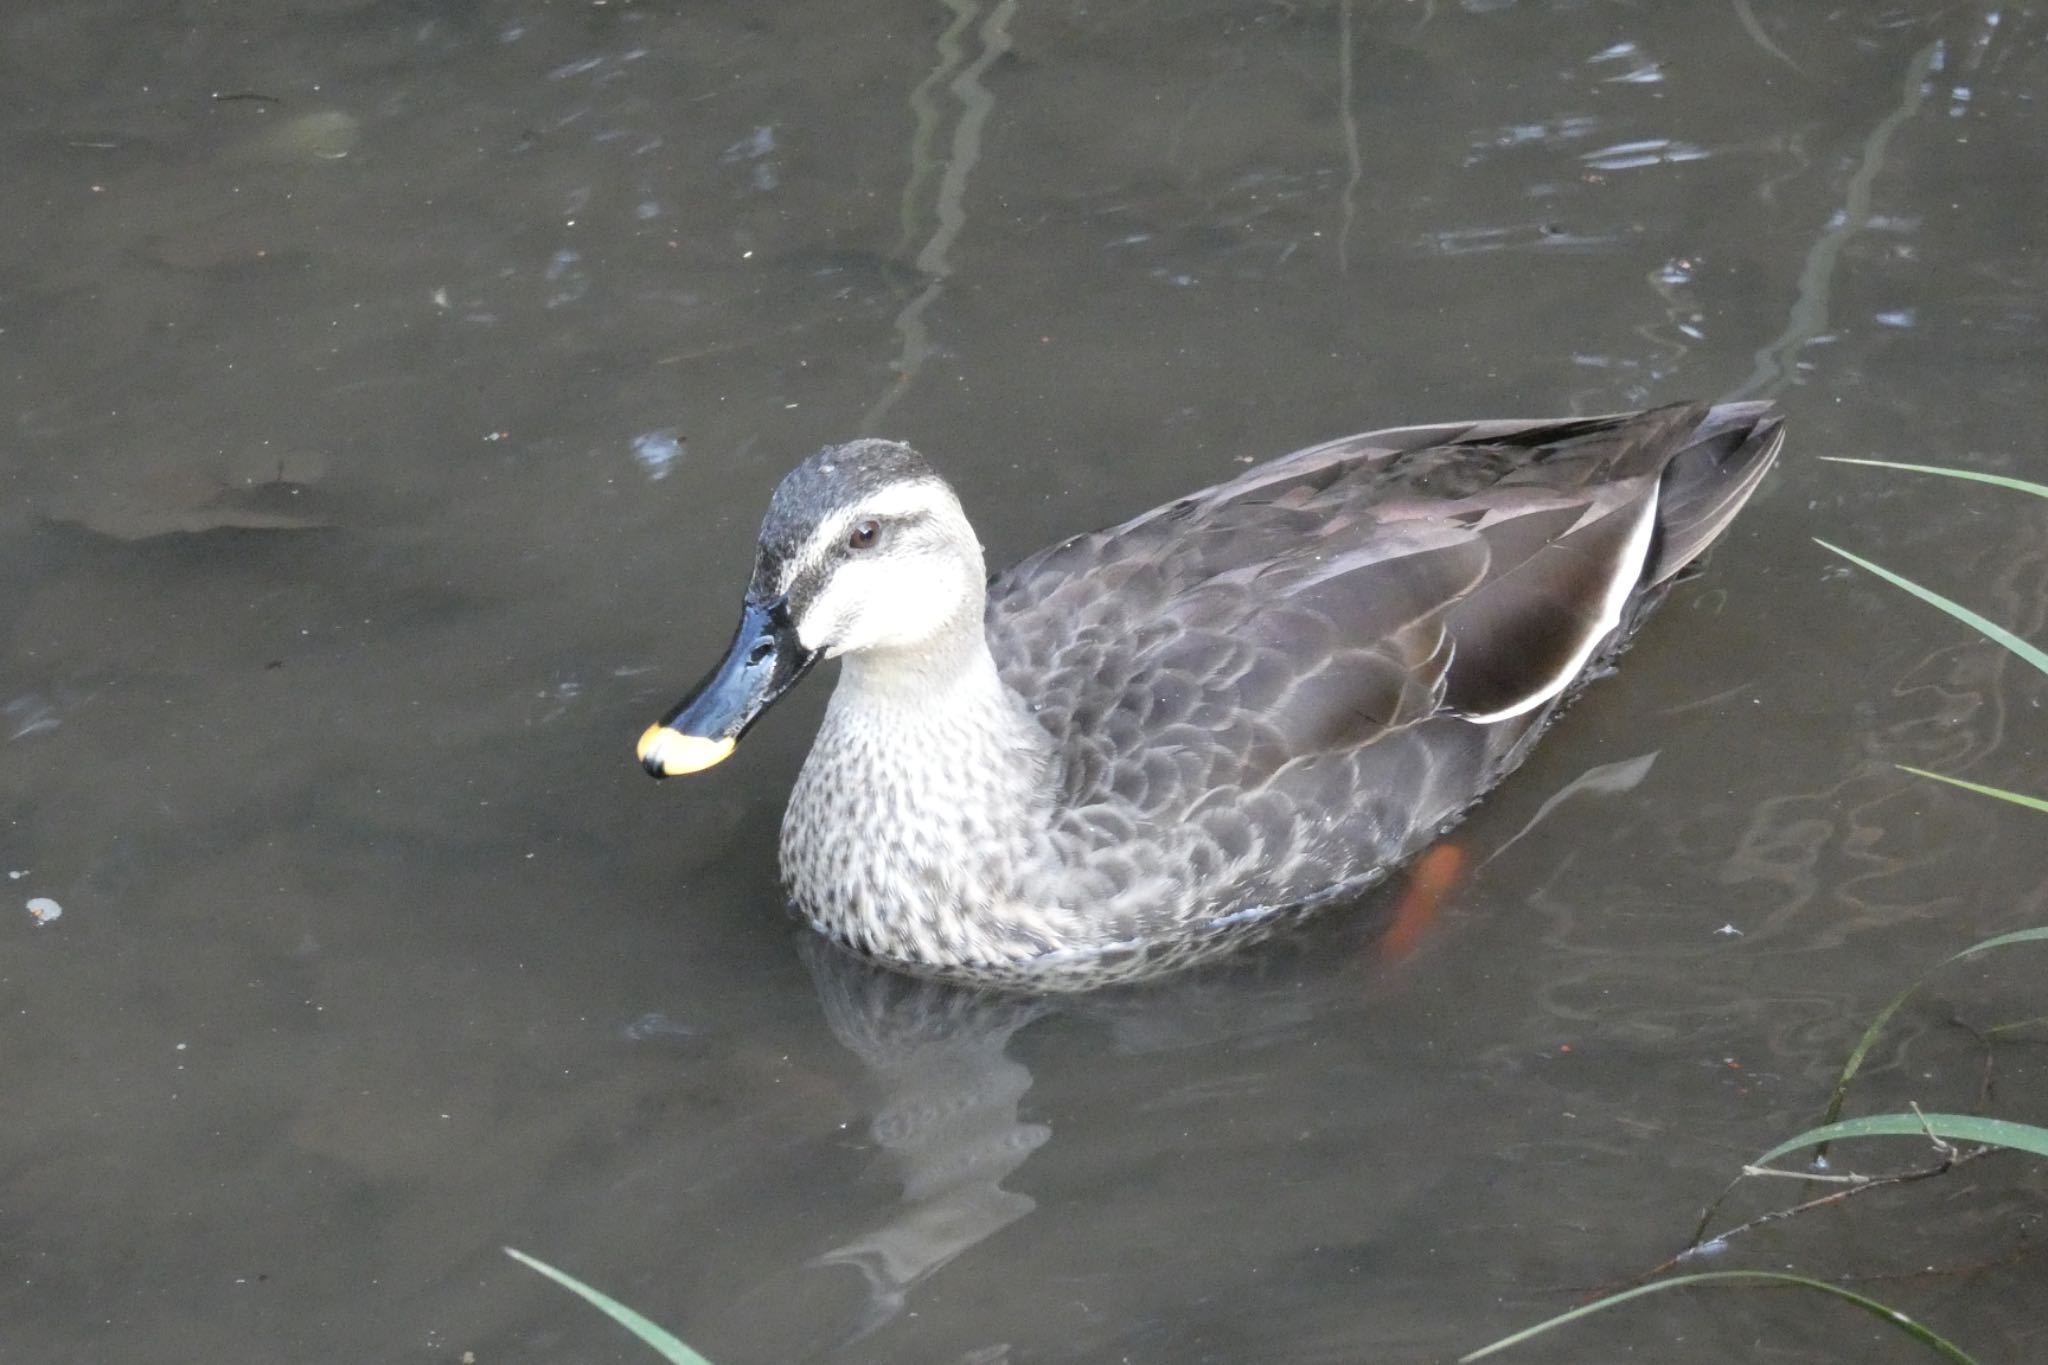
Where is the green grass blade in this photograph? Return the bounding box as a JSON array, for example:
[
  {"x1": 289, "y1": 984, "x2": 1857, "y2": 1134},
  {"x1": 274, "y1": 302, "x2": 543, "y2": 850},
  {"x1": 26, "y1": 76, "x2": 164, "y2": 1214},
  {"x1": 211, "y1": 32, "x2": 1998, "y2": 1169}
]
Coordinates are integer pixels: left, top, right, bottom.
[
  {"x1": 1458, "y1": 1270, "x2": 1979, "y2": 1364},
  {"x1": 1754, "y1": 1112, "x2": 2048, "y2": 1169},
  {"x1": 1820, "y1": 928, "x2": 2048, "y2": 1127},
  {"x1": 1814, "y1": 540, "x2": 2048, "y2": 679},
  {"x1": 504, "y1": 1247, "x2": 717, "y2": 1365},
  {"x1": 1897, "y1": 765, "x2": 2048, "y2": 814},
  {"x1": 1819, "y1": 456, "x2": 2048, "y2": 500}
]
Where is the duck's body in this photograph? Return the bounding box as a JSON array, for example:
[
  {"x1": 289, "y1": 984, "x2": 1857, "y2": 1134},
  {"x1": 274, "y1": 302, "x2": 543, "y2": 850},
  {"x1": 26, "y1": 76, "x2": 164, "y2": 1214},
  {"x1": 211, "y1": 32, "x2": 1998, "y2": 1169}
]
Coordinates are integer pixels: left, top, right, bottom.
[{"x1": 642, "y1": 401, "x2": 1783, "y2": 988}]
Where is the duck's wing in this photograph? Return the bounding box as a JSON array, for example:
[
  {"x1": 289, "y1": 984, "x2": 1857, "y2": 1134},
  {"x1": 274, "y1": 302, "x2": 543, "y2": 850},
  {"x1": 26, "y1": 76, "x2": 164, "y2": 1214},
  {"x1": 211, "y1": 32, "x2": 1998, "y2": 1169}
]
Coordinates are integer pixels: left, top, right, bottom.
[{"x1": 988, "y1": 402, "x2": 1782, "y2": 812}]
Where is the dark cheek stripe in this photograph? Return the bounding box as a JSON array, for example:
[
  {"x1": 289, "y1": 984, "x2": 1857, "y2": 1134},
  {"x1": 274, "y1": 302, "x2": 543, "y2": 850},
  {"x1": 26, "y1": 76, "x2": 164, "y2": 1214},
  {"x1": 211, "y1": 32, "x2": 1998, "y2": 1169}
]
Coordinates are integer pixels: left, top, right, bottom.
[
  {"x1": 750, "y1": 542, "x2": 791, "y2": 599},
  {"x1": 784, "y1": 561, "x2": 830, "y2": 618}
]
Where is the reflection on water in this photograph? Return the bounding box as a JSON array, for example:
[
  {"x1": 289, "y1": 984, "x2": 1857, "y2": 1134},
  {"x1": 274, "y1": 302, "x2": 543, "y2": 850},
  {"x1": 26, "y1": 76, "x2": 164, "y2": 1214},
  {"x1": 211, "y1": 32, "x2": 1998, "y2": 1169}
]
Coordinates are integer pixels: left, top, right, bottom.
[
  {"x1": 1732, "y1": 39, "x2": 1939, "y2": 401},
  {"x1": 789, "y1": 927, "x2": 1381, "y2": 1357},
  {"x1": 801, "y1": 939, "x2": 1052, "y2": 1345},
  {"x1": 864, "y1": 0, "x2": 1018, "y2": 435},
  {"x1": 1723, "y1": 507, "x2": 2048, "y2": 936}
]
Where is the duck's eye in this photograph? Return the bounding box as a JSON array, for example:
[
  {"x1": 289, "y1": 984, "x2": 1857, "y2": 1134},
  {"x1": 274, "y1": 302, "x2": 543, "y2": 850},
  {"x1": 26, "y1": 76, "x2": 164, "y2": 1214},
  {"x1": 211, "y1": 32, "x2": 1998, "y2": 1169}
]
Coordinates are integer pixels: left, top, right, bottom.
[{"x1": 847, "y1": 519, "x2": 881, "y2": 551}]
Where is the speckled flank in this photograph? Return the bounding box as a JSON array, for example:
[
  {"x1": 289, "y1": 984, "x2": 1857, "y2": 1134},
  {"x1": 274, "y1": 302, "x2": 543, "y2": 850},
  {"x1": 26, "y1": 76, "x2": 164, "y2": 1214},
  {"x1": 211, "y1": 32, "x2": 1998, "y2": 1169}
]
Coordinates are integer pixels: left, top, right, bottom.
[{"x1": 743, "y1": 402, "x2": 1783, "y2": 987}]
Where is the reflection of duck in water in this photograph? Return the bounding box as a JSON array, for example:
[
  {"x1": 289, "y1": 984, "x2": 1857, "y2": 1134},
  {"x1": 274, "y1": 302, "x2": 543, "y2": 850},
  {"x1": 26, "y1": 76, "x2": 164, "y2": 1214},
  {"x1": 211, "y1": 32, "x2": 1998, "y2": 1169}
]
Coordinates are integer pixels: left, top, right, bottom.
[
  {"x1": 799, "y1": 938, "x2": 1053, "y2": 1345},
  {"x1": 643, "y1": 404, "x2": 1783, "y2": 988},
  {"x1": 797, "y1": 932, "x2": 1350, "y2": 1350}
]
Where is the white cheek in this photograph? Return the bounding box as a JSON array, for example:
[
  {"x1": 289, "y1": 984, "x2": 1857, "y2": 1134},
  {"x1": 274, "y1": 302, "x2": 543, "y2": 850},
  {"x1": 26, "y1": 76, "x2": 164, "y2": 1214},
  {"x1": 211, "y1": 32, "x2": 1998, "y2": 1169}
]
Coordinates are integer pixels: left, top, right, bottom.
[
  {"x1": 796, "y1": 576, "x2": 862, "y2": 655},
  {"x1": 798, "y1": 556, "x2": 962, "y2": 655}
]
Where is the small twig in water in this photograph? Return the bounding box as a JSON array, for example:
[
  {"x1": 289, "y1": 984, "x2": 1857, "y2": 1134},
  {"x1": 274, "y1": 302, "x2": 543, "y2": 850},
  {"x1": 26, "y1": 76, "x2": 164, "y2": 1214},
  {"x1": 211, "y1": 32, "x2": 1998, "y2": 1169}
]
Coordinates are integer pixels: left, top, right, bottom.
[
  {"x1": 1645, "y1": 1145, "x2": 2001, "y2": 1286},
  {"x1": 1827, "y1": 1237, "x2": 2040, "y2": 1290},
  {"x1": 1915, "y1": 1101, "x2": 1959, "y2": 1163},
  {"x1": 1536, "y1": 1228, "x2": 2034, "y2": 1301},
  {"x1": 1735, "y1": 1165, "x2": 1870, "y2": 1185}
]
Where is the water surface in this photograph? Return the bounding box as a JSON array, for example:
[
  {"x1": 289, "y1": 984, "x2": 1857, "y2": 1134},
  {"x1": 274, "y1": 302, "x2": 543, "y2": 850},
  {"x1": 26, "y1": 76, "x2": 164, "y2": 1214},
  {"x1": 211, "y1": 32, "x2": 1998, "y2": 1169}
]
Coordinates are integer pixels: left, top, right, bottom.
[{"x1": 5, "y1": 3, "x2": 2046, "y2": 1361}]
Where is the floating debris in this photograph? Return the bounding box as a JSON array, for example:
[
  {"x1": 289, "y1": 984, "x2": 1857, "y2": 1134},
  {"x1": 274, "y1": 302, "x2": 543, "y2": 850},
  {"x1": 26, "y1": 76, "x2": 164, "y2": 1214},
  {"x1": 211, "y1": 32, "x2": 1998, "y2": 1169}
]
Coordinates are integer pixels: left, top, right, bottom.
[
  {"x1": 624, "y1": 1012, "x2": 696, "y2": 1042},
  {"x1": 721, "y1": 125, "x2": 776, "y2": 163},
  {"x1": 1580, "y1": 137, "x2": 1709, "y2": 171},
  {"x1": 1678, "y1": 1236, "x2": 1729, "y2": 1263},
  {"x1": 6, "y1": 695, "x2": 60, "y2": 740},
  {"x1": 543, "y1": 248, "x2": 588, "y2": 307},
  {"x1": 631, "y1": 429, "x2": 685, "y2": 480},
  {"x1": 239, "y1": 110, "x2": 360, "y2": 163},
  {"x1": 26, "y1": 897, "x2": 61, "y2": 926}
]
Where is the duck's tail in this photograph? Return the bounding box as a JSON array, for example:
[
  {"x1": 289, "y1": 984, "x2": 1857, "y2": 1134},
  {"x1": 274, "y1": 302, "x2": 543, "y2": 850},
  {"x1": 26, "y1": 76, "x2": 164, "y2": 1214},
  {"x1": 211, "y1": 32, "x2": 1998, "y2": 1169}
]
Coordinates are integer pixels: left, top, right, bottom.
[{"x1": 1644, "y1": 400, "x2": 1786, "y2": 587}]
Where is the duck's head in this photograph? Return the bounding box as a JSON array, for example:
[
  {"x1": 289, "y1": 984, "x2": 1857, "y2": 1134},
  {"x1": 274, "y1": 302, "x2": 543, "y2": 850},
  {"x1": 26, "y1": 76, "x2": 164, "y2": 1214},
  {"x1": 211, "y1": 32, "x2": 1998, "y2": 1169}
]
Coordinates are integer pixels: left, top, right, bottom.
[{"x1": 639, "y1": 439, "x2": 986, "y2": 778}]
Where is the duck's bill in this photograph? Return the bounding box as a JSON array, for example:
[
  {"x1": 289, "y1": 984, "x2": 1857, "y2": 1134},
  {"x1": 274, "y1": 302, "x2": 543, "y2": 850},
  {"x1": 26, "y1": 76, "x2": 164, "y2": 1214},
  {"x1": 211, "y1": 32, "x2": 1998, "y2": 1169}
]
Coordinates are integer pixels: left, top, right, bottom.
[{"x1": 639, "y1": 597, "x2": 818, "y2": 778}]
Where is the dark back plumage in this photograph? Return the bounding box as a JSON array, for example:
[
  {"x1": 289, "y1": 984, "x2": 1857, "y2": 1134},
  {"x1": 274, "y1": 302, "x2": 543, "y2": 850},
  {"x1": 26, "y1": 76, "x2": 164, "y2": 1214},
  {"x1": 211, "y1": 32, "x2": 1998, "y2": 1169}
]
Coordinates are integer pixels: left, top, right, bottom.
[{"x1": 970, "y1": 401, "x2": 1782, "y2": 963}]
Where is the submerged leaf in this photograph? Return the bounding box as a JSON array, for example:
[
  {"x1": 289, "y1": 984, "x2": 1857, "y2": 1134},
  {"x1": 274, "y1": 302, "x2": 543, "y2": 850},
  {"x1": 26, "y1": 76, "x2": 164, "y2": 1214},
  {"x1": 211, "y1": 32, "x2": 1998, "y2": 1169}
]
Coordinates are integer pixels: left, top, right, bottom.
[
  {"x1": 237, "y1": 109, "x2": 361, "y2": 162},
  {"x1": 1481, "y1": 750, "x2": 1659, "y2": 866},
  {"x1": 46, "y1": 449, "x2": 335, "y2": 540}
]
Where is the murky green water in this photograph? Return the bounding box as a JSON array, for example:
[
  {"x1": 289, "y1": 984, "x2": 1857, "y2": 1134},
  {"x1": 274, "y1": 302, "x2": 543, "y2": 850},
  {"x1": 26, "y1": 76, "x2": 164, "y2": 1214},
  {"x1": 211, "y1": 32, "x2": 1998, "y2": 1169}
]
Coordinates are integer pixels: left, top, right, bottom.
[{"x1": 5, "y1": 3, "x2": 2045, "y2": 1361}]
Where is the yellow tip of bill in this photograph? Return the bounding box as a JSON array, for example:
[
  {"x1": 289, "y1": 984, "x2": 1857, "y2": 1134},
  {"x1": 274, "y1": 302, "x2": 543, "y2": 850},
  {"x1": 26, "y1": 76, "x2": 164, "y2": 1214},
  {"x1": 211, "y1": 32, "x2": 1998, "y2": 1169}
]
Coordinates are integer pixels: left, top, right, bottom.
[{"x1": 638, "y1": 725, "x2": 736, "y2": 775}]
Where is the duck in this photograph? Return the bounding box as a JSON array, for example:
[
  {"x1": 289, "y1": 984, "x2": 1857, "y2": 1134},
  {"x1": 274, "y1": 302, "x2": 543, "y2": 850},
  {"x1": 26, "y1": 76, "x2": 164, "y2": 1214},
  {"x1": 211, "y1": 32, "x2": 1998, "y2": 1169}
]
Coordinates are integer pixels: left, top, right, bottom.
[{"x1": 639, "y1": 401, "x2": 1784, "y2": 989}]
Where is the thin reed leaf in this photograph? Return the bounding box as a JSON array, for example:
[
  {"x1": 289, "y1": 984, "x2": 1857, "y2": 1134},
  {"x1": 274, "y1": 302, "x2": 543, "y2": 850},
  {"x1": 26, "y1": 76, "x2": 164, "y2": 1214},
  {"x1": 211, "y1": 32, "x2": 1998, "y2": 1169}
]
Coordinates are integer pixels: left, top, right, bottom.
[
  {"x1": 1458, "y1": 1270, "x2": 1978, "y2": 1364},
  {"x1": 504, "y1": 1247, "x2": 717, "y2": 1365},
  {"x1": 1820, "y1": 927, "x2": 2048, "y2": 1127},
  {"x1": 1814, "y1": 540, "x2": 2048, "y2": 678},
  {"x1": 1819, "y1": 456, "x2": 2048, "y2": 500},
  {"x1": 1897, "y1": 765, "x2": 2048, "y2": 814},
  {"x1": 1755, "y1": 1113, "x2": 2048, "y2": 1169}
]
